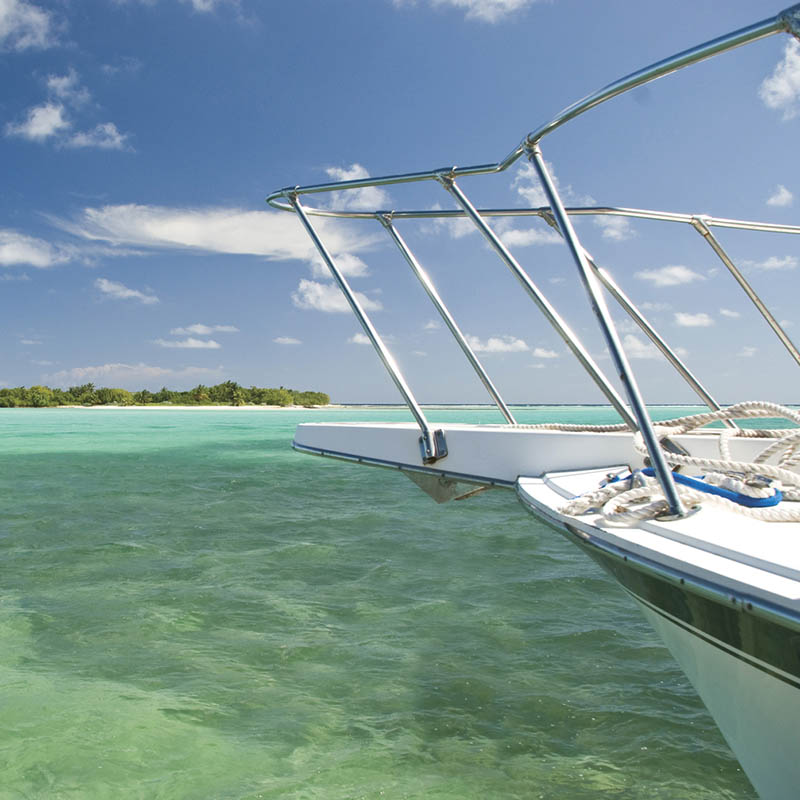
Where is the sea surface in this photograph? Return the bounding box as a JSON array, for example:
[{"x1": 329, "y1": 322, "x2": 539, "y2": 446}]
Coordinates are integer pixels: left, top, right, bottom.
[{"x1": 0, "y1": 406, "x2": 758, "y2": 799}]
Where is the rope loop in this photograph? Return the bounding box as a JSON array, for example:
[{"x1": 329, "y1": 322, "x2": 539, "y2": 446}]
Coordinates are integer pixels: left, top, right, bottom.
[{"x1": 557, "y1": 401, "x2": 800, "y2": 524}]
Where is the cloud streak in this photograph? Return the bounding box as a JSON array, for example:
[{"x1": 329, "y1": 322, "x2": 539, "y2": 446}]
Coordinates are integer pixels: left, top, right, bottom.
[
  {"x1": 58, "y1": 204, "x2": 379, "y2": 269},
  {"x1": 154, "y1": 337, "x2": 221, "y2": 349},
  {"x1": 44, "y1": 362, "x2": 225, "y2": 389},
  {"x1": 95, "y1": 277, "x2": 159, "y2": 305},
  {"x1": 635, "y1": 265, "x2": 704, "y2": 287},
  {"x1": 395, "y1": 0, "x2": 539, "y2": 24}
]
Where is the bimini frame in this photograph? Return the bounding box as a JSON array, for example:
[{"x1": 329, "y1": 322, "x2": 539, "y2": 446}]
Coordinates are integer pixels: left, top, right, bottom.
[{"x1": 268, "y1": 4, "x2": 800, "y2": 518}]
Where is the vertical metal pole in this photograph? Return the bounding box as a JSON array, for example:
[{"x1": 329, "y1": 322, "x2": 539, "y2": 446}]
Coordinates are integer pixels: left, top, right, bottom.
[
  {"x1": 528, "y1": 146, "x2": 686, "y2": 517},
  {"x1": 437, "y1": 173, "x2": 638, "y2": 430},
  {"x1": 290, "y1": 195, "x2": 444, "y2": 463},
  {"x1": 587, "y1": 257, "x2": 737, "y2": 429},
  {"x1": 691, "y1": 217, "x2": 800, "y2": 369},
  {"x1": 378, "y1": 213, "x2": 517, "y2": 425}
]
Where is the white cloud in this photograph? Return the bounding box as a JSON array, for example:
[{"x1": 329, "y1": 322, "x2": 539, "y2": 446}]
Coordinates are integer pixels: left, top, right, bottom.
[
  {"x1": 47, "y1": 69, "x2": 89, "y2": 106},
  {"x1": 325, "y1": 164, "x2": 390, "y2": 212},
  {"x1": 181, "y1": 0, "x2": 222, "y2": 10},
  {"x1": 424, "y1": 320, "x2": 442, "y2": 331},
  {"x1": 0, "y1": 0, "x2": 54, "y2": 51},
  {"x1": 412, "y1": 350, "x2": 427, "y2": 356},
  {"x1": 348, "y1": 332, "x2": 371, "y2": 345},
  {"x1": 465, "y1": 334, "x2": 528, "y2": 353},
  {"x1": 154, "y1": 337, "x2": 220, "y2": 349},
  {"x1": 274, "y1": 336, "x2": 301, "y2": 345},
  {"x1": 719, "y1": 308, "x2": 741, "y2": 319},
  {"x1": 497, "y1": 224, "x2": 561, "y2": 247},
  {"x1": 291, "y1": 279, "x2": 382, "y2": 313},
  {"x1": 5, "y1": 102, "x2": 69, "y2": 141},
  {"x1": 396, "y1": 0, "x2": 537, "y2": 23},
  {"x1": 594, "y1": 216, "x2": 634, "y2": 242},
  {"x1": 622, "y1": 333, "x2": 660, "y2": 360},
  {"x1": 95, "y1": 277, "x2": 159, "y2": 305},
  {"x1": 767, "y1": 184, "x2": 794, "y2": 207},
  {"x1": 639, "y1": 301, "x2": 671, "y2": 312},
  {"x1": 6, "y1": 71, "x2": 131, "y2": 150},
  {"x1": 531, "y1": 347, "x2": 558, "y2": 359},
  {"x1": 57, "y1": 204, "x2": 379, "y2": 270},
  {"x1": 0, "y1": 271, "x2": 30, "y2": 281},
  {"x1": 68, "y1": 122, "x2": 130, "y2": 151},
  {"x1": 635, "y1": 265, "x2": 704, "y2": 287},
  {"x1": 0, "y1": 229, "x2": 70, "y2": 267},
  {"x1": 20, "y1": 337, "x2": 41, "y2": 345},
  {"x1": 512, "y1": 161, "x2": 593, "y2": 208},
  {"x1": 738, "y1": 346, "x2": 757, "y2": 358},
  {"x1": 759, "y1": 39, "x2": 800, "y2": 120},
  {"x1": 674, "y1": 312, "x2": 713, "y2": 328},
  {"x1": 309, "y1": 251, "x2": 370, "y2": 279},
  {"x1": 45, "y1": 362, "x2": 225, "y2": 389},
  {"x1": 742, "y1": 255, "x2": 798, "y2": 271},
  {"x1": 170, "y1": 323, "x2": 238, "y2": 336}
]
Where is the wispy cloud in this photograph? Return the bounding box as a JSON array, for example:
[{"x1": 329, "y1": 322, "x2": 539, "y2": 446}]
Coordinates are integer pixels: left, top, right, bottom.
[
  {"x1": 0, "y1": 229, "x2": 71, "y2": 267},
  {"x1": 170, "y1": 323, "x2": 238, "y2": 336},
  {"x1": 742, "y1": 255, "x2": 798, "y2": 271},
  {"x1": 47, "y1": 68, "x2": 89, "y2": 106},
  {"x1": 68, "y1": 122, "x2": 129, "y2": 150},
  {"x1": 513, "y1": 161, "x2": 593, "y2": 208},
  {"x1": 274, "y1": 336, "x2": 301, "y2": 345},
  {"x1": 292, "y1": 279, "x2": 382, "y2": 313},
  {"x1": 325, "y1": 164, "x2": 390, "y2": 212},
  {"x1": 348, "y1": 332, "x2": 371, "y2": 345},
  {"x1": 622, "y1": 334, "x2": 659, "y2": 360},
  {"x1": 5, "y1": 102, "x2": 69, "y2": 141},
  {"x1": 465, "y1": 334, "x2": 528, "y2": 353},
  {"x1": 767, "y1": 184, "x2": 794, "y2": 207},
  {"x1": 635, "y1": 265, "x2": 704, "y2": 287},
  {"x1": 57, "y1": 204, "x2": 379, "y2": 269},
  {"x1": 759, "y1": 39, "x2": 800, "y2": 120},
  {"x1": 594, "y1": 216, "x2": 634, "y2": 242},
  {"x1": 95, "y1": 277, "x2": 159, "y2": 305},
  {"x1": 738, "y1": 346, "x2": 757, "y2": 358},
  {"x1": 395, "y1": 0, "x2": 538, "y2": 24},
  {"x1": 309, "y1": 252, "x2": 369, "y2": 279},
  {"x1": 5, "y1": 70, "x2": 131, "y2": 150},
  {"x1": 0, "y1": 0, "x2": 55, "y2": 51},
  {"x1": 719, "y1": 308, "x2": 740, "y2": 319},
  {"x1": 154, "y1": 337, "x2": 221, "y2": 349},
  {"x1": 674, "y1": 312, "x2": 713, "y2": 328},
  {"x1": 493, "y1": 216, "x2": 561, "y2": 246},
  {"x1": 531, "y1": 346, "x2": 558, "y2": 359},
  {"x1": 44, "y1": 362, "x2": 225, "y2": 389},
  {"x1": 424, "y1": 320, "x2": 442, "y2": 331}
]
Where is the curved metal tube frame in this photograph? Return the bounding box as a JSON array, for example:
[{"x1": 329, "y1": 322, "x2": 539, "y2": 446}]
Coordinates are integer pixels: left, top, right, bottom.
[{"x1": 268, "y1": 5, "x2": 800, "y2": 515}]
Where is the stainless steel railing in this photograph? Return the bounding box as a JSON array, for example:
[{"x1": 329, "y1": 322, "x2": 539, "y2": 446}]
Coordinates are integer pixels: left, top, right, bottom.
[{"x1": 269, "y1": 4, "x2": 800, "y2": 516}]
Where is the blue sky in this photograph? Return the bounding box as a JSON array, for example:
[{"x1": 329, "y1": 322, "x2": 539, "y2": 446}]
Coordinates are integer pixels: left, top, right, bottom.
[{"x1": 1, "y1": 0, "x2": 799, "y2": 404}]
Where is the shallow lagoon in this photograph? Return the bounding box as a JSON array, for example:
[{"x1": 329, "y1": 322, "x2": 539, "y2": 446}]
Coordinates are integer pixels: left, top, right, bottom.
[{"x1": 0, "y1": 407, "x2": 756, "y2": 798}]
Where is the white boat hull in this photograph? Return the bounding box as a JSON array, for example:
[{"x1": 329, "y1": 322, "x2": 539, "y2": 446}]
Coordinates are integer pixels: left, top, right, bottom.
[{"x1": 636, "y1": 596, "x2": 800, "y2": 800}]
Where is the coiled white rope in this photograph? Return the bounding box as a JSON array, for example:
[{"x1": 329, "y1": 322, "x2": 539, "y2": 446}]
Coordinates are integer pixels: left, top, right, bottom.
[{"x1": 556, "y1": 401, "x2": 800, "y2": 524}]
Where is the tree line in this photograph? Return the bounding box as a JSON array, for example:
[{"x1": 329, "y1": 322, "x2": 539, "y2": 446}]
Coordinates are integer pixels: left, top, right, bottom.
[{"x1": 0, "y1": 381, "x2": 330, "y2": 408}]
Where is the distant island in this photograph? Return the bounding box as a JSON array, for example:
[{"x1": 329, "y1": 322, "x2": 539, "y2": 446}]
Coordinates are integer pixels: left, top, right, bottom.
[{"x1": 0, "y1": 381, "x2": 330, "y2": 408}]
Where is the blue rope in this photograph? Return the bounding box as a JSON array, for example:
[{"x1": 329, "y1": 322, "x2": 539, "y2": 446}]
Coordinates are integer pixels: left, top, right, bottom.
[{"x1": 641, "y1": 467, "x2": 782, "y2": 508}]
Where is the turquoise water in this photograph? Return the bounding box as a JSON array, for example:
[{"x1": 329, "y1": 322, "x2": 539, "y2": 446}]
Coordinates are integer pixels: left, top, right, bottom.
[{"x1": 0, "y1": 407, "x2": 756, "y2": 799}]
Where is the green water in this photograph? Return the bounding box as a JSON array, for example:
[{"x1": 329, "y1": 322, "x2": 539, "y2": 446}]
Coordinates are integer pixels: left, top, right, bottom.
[{"x1": 0, "y1": 408, "x2": 756, "y2": 799}]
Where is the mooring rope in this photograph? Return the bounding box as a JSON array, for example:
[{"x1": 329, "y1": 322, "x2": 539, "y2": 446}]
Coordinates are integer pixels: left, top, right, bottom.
[{"x1": 553, "y1": 401, "x2": 800, "y2": 524}]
